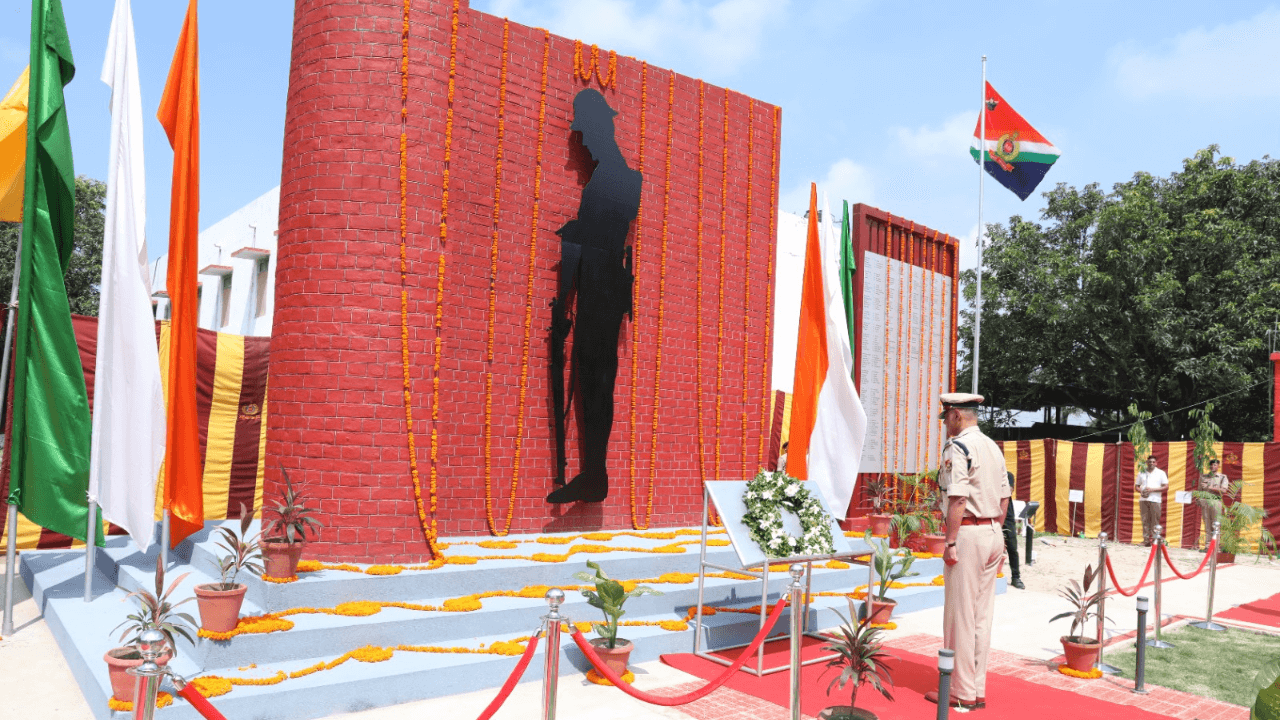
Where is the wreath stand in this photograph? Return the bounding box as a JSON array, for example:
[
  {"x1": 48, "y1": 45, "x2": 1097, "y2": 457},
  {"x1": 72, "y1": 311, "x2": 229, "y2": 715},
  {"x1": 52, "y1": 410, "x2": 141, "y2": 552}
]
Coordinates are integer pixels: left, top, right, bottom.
[{"x1": 692, "y1": 481, "x2": 874, "y2": 677}]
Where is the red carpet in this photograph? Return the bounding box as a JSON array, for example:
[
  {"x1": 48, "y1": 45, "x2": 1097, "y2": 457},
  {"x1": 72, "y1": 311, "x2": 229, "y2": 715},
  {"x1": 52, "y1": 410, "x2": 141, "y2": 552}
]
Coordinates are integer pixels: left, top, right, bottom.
[
  {"x1": 1218, "y1": 591, "x2": 1280, "y2": 627},
  {"x1": 661, "y1": 637, "x2": 1179, "y2": 719}
]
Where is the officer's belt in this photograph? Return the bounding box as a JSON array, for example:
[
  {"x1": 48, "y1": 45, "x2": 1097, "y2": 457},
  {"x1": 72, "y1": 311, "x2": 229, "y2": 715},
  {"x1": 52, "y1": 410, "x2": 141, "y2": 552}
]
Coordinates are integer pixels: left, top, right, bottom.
[{"x1": 960, "y1": 515, "x2": 1000, "y2": 526}]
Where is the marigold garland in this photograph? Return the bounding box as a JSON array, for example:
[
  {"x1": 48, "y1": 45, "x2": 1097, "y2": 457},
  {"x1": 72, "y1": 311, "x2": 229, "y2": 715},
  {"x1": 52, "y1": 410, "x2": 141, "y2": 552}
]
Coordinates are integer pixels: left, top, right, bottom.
[
  {"x1": 893, "y1": 223, "x2": 910, "y2": 468},
  {"x1": 695, "y1": 81, "x2": 707, "y2": 491},
  {"x1": 628, "y1": 62, "x2": 652, "y2": 530},
  {"x1": 740, "y1": 102, "x2": 755, "y2": 477},
  {"x1": 482, "y1": 20, "x2": 517, "y2": 537},
  {"x1": 572, "y1": 40, "x2": 617, "y2": 88},
  {"x1": 587, "y1": 668, "x2": 635, "y2": 685},
  {"x1": 758, "y1": 106, "x2": 779, "y2": 464},
  {"x1": 190, "y1": 676, "x2": 233, "y2": 698},
  {"x1": 949, "y1": 239, "x2": 958, "y2": 392},
  {"x1": 645, "y1": 71, "x2": 676, "y2": 531},
  {"x1": 924, "y1": 231, "x2": 939, "y2": 468},
  {"x1": 1057, "y1": 664, "x2": 1103, "y2": 679},
  {"x1": 261, "y1": 574, "x2": 297, "y2": 584},
  {"x1": 869, "y1": 622, "x2": 898, "y2": 630},
  {"x1": 881, "y1": 216, "x2": 894, "y2": 492},
  {"x1": 713, "y1": 88, "x2": 730, "y2": 482},
  {"x1": 108, "y1": 693, "x2": 172, "y2": 712}
]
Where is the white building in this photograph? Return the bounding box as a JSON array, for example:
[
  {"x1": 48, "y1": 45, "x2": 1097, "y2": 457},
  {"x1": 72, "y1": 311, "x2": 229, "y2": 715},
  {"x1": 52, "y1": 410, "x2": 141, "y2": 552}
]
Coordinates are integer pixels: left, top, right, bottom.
[{"x1": 151, "y1": 186, "x2": 279, "y2": 336}]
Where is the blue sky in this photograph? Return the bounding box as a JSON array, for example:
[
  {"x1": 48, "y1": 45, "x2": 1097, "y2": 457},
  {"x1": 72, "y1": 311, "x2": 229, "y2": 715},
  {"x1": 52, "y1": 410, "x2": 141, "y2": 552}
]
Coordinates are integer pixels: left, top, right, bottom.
[{"x1": 2, "y1": 1, "x2": 1278, "y2": 267}]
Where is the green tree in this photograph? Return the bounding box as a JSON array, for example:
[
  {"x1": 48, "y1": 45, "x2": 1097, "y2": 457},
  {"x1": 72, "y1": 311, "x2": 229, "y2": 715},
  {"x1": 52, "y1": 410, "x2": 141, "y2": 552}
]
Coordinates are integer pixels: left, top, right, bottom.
[
  {"x1": 959, "y1": 147, "x2": 1280, "y2": 441},
  {"x1": 0, "y1": 175, "x2": 106, "y2": 317}
]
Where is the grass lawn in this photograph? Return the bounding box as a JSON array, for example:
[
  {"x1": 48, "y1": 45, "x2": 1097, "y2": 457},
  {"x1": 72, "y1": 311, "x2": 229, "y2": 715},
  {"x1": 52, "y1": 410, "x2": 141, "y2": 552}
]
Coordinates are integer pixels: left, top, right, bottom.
[{"x1": 1106, "y1": 625, "x2": 1280, "y2": 707}]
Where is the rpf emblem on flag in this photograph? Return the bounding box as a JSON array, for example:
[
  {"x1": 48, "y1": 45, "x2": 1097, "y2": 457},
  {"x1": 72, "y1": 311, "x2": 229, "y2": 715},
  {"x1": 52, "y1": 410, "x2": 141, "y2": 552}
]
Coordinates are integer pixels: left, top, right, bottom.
[{"x1": 970, "y1": 82, "x2": 1060, "y2": 201}]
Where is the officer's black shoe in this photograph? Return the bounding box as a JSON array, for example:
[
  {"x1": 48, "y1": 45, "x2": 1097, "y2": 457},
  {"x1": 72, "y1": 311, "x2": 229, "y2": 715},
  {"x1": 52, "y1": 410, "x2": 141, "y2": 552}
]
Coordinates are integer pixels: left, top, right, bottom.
[
  {"x1": 1011, "y1": 577, "x2": 1025, "y2": 590},
  {"x1": 546, "y1": 471, "x2": 609, "y2": 504}
]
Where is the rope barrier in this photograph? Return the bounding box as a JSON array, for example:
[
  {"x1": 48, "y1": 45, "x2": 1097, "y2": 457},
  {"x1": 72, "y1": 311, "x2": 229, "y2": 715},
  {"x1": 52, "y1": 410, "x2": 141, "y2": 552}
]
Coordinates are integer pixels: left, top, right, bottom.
[
  {"x1": 1161, "y1": 540, "x2": 1216, "y2": 580},
  {"x1": 568, "y1": 596, "x2": 791, "y2": 706},
  {"x1": 175, "y1": 683, "x2": 229, "y2": 720},
  {"x1": 477, "y1": 631, "x2": 542, "y2": 720},
  {"x1": 1105, "y1": 544, "x2": 1158, "y2": 597}
]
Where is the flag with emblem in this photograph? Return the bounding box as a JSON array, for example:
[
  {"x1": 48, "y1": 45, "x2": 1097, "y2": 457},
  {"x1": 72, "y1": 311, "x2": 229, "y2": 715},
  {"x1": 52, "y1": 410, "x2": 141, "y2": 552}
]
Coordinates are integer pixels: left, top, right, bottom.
[{"x1": 969, "y1": 82, "x2": 1059, "y2": 201}]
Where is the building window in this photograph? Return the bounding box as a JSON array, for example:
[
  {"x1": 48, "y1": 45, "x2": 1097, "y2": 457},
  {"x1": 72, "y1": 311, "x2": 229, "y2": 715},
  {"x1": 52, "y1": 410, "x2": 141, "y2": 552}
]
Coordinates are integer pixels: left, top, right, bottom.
[
  {"x1": 254, "y1": 257, "x2": 269, "y2": 318},
  {"x1": 220, "y1": 274, "x2": 232, "y2": 328}
]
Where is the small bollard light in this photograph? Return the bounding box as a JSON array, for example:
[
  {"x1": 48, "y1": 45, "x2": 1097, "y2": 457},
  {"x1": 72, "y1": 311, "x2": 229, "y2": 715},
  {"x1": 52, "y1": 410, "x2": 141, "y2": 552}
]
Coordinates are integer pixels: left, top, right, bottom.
[
  {"x1": 1133, "y1": 596, "x2": 1149, "y2": 694},
  {"x1": 936, "y1": 649, "x2": 955, "y2": 720},
  {"x1": 127, "y1": 627, "x2": 171, "y2": 720},
  {"x1": 789, "y1": 564, "x2": 805, "y2": 720},
  {"x1": 542, "y1": 588, "x2": 566, "y2": 720}
]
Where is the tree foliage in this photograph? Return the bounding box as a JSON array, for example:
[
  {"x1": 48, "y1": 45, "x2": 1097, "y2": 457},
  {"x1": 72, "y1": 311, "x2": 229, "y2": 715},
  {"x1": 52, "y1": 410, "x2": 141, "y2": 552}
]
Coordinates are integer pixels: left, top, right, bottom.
[
  {"x1": 960, "y1": 147, "x2": 1280, "y2": 441},
  {"x1": 0, "y1": 175, "x2": 106, "y2": 317}
]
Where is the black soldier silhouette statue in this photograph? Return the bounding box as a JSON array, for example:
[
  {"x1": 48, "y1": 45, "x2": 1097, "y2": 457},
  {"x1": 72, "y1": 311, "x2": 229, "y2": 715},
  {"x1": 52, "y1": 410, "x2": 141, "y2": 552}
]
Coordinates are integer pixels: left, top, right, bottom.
[{"x1": 547, "y1": 89, "x2": 642, "y2": 504}]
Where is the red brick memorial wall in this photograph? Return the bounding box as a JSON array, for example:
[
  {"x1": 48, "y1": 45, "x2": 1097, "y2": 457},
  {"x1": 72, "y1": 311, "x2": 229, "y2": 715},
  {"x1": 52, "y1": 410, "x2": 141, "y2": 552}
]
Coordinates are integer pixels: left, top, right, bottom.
[{"x1": 269, "y1": 0, "x2": 781, "y2": 561}]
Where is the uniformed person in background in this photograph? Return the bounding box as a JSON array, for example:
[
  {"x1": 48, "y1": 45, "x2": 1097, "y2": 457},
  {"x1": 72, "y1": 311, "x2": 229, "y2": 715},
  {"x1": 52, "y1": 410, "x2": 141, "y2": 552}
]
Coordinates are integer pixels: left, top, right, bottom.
[
  {"x1": 1002, "y1": 471, "x2": 1025, "y2": 589},
  {"x1": 1197, "y1": 459, "x2": 1229, "y2": 551},
  {"x1": 926, "y1": 393, "x2": 1011, "y2": 712}
]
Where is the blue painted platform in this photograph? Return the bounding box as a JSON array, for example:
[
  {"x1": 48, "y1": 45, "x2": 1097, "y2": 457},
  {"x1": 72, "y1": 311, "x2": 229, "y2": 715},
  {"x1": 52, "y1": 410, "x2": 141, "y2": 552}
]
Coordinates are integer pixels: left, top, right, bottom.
[{"x1": 19, "y1": 522, "x2": 994, "y2": 719}]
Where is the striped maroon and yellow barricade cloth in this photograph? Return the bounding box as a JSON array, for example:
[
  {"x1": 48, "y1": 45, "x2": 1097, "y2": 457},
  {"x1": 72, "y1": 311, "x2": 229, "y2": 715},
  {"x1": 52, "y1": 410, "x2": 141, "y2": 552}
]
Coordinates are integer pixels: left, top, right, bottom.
[{"x1": 0, "y1": 316, "x2": 269, "y2": 551}]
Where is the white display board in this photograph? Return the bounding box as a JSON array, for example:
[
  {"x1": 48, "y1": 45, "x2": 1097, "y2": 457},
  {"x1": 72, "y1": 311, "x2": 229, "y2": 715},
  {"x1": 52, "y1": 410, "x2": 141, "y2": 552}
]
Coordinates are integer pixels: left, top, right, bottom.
[
  {"x1": 705, "y1": 480, "x2": 870, "y2": 569},
  {"x1": 859, "y1": 252, "x2": 953, "y2": 474}
]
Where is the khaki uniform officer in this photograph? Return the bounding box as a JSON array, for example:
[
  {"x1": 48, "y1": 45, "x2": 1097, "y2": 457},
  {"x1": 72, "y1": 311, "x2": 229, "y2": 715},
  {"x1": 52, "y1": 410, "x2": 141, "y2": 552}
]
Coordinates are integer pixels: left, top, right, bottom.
[
  {"x1": 1198, "y1": 459, "x2": 1229, "y2": 550},
  {"x1": 925, "y1": 393, "x2": 1010, "y2": 712}
]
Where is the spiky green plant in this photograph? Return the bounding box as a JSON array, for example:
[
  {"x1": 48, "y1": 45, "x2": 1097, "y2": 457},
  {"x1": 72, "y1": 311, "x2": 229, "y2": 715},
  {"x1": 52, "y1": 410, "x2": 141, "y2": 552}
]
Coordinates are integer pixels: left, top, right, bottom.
[
  {"x1": 863, "y1": 531, "x2": 918, "y2": 602},
  {"x1": 211, "y1": 503, "x2": 263, "y2": 589},
  {"x1": 573, "y1": 559, "x2": 663, "y2": 649},
  {"x1": 264, "y1": 465, "x2": 324, "y2": 545},
  {"x1": 820, "y1": 601, "x2": 896, "y2": 710},
  {"x1": 113, "y1": 555, "x2": 196, "y2": 656},
  {"x1": 1050, "y1": 564, "x2": 1105, "y2": 643}
]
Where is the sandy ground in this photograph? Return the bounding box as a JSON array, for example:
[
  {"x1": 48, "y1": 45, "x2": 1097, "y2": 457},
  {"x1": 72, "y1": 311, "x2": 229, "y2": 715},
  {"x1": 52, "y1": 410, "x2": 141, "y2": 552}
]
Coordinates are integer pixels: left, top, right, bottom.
[{"x1": 4, "y1": 539, "x2": 1279, "y2": 719}]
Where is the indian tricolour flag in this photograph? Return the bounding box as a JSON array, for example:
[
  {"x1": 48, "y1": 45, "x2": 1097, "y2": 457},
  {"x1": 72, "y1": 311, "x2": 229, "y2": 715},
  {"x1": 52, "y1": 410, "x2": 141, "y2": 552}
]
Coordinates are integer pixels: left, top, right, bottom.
[{"x1": 970, "y1": 81, "x2": 1060, "y2": 201}]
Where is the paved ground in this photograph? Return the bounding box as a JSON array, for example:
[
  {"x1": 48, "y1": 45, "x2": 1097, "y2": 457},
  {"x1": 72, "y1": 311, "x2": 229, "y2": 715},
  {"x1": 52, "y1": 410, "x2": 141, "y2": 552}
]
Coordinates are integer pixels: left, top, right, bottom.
[{"x1": 3, "y1": 539, "x2": 1277, "y2": 720}]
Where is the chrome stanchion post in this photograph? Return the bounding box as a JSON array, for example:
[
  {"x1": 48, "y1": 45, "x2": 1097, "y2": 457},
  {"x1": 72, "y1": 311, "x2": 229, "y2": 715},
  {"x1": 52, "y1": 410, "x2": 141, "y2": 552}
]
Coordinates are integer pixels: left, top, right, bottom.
[
  {"x1": 936, "y1": 649, "x2": 954, "y2": 720},
  {"x1": 1192, "y1": 521, "x2": 1225, "y2": 631},
  {"x1": 1147, "y1": 525, "x2": 1173, "y2": 648},
  {"x1": 1133, "y1": 597, "x2": 1149, "y2": 694},
  {"x1": 788, "y1": 564, "x2": 804, "y2": 720},
  {"x1": 542, "y1": 589, "x2": 566, "y2": 720},
  {"x1": 128, "y1": 627, "x2": 170, "y2": 720},
  {"x1": 1094, "y1": 532, "x2": 1120, "y2": 674}
]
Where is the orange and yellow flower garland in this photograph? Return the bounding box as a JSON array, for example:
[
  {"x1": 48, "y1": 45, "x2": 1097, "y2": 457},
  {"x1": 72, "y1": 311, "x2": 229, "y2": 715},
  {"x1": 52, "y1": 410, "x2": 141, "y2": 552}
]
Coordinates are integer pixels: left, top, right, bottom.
[
  {"x1": 740, "y1": 103, "x2": 754, "y2": 477},
  {"x1": 572, "y1": 40, "x2": 617, "y2": 89},
  {"x1": 644, "y1": 71, "x2": 676, "y2": 526},
  {"x1": 881, "y1": 216, "x2": 894, "y2": 485},
  {"x1": 894, "y1": 223, "x2": 910, "y2": 469},
  {"x1": 758, "y1": 107, "x2": 779, "y2": 464},
  {"x1": 714, "y1": 88, "x2": 730, "y2": 482},
  {"x1": 924, "y1": 232, "x2": 938, "y2": 468},
  {"x1": 949, "y1": 239, "x2": 958, "y2": 392},
  {"x1": 628, "y1": 62, "x2": 654, "y2": 530},
  {"x1": 482, "y1": 20, "x2": 515, "y2": 536},
  {"x1": 695, "y1": 80, "x2": 708, "y2": 487}
]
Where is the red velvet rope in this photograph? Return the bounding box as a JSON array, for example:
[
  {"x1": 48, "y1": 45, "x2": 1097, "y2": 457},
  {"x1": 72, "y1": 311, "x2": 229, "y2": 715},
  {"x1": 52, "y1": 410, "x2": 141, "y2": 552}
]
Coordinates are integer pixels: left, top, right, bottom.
[
  {"x1": 568, "y1": 596, "x2": 791, "y2": 706},
  {"x1": 1105, "y1": 544, "x2": 1157, "y2": 597},
  {"x1": 1161, "y1": 540, "x2": 1216, "y2": 580},
  {"x1": 177, "y1": 684, "x2": 229, "y2": 720},
  {"x1": 477, "y1": 632, "x2": 542, "y2": 720}
]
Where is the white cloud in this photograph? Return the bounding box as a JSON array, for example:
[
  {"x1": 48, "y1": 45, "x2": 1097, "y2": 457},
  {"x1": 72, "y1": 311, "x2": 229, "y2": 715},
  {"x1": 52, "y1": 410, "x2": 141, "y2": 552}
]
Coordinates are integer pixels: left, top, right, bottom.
[
  {"x1": 1112, "y1": 8, "x2": 1280, "y2": 100},
  {"x1": 779, "y1": 158, "x2": 874, "y2": 215},
  {"x1": 893, "y1": 111, "x2": 976, "y2": 159},
  {"x1": 479, "y1": 0, "x2": 782, "y2": 75}
]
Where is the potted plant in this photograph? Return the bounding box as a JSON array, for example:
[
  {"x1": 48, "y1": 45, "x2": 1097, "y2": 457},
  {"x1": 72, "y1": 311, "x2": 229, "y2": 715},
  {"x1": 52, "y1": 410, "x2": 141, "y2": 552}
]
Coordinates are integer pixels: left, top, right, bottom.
[
  {"x1": 861, "y1": 531, "x2": 917, "y2": 624},
  {"x1": 819, "y1": 600, "x2": 896, "y2": 720},
  {"x1": 106, "y1": 556, "x2": 195, "y2": 702},
  {"x1": 262, "y1": 466, "x2": 323, "y2": 579},
  {"x1": 919, "y1": 508, "x2": 947, "y2": 556},
  {"x1": 1050, "y1": 563, "x2": 1104, "y2": 672},
  {"x1": 194, "y1": 504, "x2": 263, "y2": 633},
  {"x1": 1194, "y1": 480, "x2": 1275, "y2": 564},
  {"x1": 865, "y1": 476, "x2": 892, "y2": 537},
  {"x1": 573, "y1": 559, "x2": 663, "y2": 676},
  {"x1": 888, "y1": 512, "x2": 921, "y2": 550}
]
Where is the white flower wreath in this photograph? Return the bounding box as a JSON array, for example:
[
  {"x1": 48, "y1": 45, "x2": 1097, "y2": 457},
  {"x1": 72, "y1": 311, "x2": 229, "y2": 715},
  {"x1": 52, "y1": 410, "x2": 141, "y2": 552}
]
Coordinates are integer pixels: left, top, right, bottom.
[{"x1": 741, "y1": 470, "x2": 836, "y2": 559}]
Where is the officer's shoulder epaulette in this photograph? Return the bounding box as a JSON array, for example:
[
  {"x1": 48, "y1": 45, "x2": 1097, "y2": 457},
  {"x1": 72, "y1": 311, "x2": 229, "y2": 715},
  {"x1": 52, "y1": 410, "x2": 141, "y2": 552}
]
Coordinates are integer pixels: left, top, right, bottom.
[{"x1": 945, "y1": 438, "x2": 973, "y2": 471}]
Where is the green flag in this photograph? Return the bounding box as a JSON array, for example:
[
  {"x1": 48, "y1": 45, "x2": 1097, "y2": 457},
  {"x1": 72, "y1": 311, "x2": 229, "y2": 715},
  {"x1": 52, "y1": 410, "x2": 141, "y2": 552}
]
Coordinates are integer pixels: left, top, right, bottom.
[
  {"x1": 838, "y1": 200, "x2": 857, "y2": 381},
  {"x1": 8, "y1": 0, "x2": 100, "y2": 546}
]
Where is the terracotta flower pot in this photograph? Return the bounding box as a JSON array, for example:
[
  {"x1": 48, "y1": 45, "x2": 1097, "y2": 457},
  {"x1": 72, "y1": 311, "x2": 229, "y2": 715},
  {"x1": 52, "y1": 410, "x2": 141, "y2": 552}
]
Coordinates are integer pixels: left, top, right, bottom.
[
  {"x1": 868, "y1": 514, "x2": 892, "y2": 537},
  {"x1": 104, "y1": 647, "x2": 172, "y2": 702},
  {"x1": 924, "y1": 534, "x2": 947, "y2": 556},
  {"x1": 1059, "y1": 636, "x2": 1100, "y2": 673},
  {"x1": 262, "y1": 540, "x2": 304, "y2": 578},
  {"x1": 819, "y1": 706, "x2": 877, "y2": 720},
  {"x1": 865, "y1": 598, "x2": 896, "y2": 625},
  {"x1": 195, "y1": 583, "x2": 248, "y2": 633},
  {"x1": 1216, "y1": 551, "x2": 1236, "y2": 565},
  {"x1": 589, "y1": 637, "x2": 633, "y2": 676}
]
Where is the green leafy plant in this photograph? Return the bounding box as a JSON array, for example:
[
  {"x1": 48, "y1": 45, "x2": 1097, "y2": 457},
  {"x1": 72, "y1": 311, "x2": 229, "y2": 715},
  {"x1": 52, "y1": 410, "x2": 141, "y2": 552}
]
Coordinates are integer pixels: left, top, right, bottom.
[
  {"x1": 113, "y1": 555, "x2": 196, "y2": 656},
  {"x1": 264, "y1": 465, "x2": 324, "y2": 545},
  {"x1": 820, "y1": 601, "x2": 896, "y2": 711},
  {"x1": 1193, "y1": 481, "x2": 1276, "y2": 557},
  {"x1": 863, "y1": 531, "x2": 918, "y2": 602},
  {"x1": 1188, "y1": 403, "x2": 1220, "y2": 476},
  {"x1": 211, "y1": 503, "x2": 263, "y2": 589},
  {"x1": 864, "y1": 476, "x2": 890, "y2": 514},
  {"x1": 888, "y1": 512, "x2": 921, "y2": 546},
  {"x1": 573, "y1": 560, "x2": 663, "y2": 649},
  {"x1": 1128, "y1": 403, "x2": 1152, "y2": 472},
  {"x1": 1050, "y1": 564, "x2": 1104, "y2": 643}
]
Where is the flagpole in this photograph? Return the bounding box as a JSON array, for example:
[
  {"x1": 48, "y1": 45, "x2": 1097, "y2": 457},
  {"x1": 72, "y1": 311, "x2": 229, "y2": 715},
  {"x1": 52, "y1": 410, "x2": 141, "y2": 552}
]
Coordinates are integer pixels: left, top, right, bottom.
[
  {"x1": 972, "y1": 55, "x2": 986, "y2": 395},
  {"x1": 2, "y1": 241, "x2": 24, "y2": 635},
  {"x1": 82, "y1": 502, "x2": 97, "y2": 600}
]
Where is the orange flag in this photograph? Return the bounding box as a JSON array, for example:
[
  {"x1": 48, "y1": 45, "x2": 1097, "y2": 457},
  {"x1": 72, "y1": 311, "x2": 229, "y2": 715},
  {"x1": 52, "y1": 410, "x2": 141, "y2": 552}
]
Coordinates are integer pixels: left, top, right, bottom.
[
  {"x1": 156, "y1": 0, "x2": 202, "y2": 546},
  {"x1": 786, "y1": 184, "x2": 827, "y2": 480}
]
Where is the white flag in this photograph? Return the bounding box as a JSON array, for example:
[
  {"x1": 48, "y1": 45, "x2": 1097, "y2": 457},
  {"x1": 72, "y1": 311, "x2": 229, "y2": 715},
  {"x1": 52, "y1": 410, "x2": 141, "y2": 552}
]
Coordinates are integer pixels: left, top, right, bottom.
[
  {"x1": 90, "y1": 0, "x2": 166, "y2": 551},
  {"x1": 806, "y1": 192, "x2": 868, "y2": 515}
]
